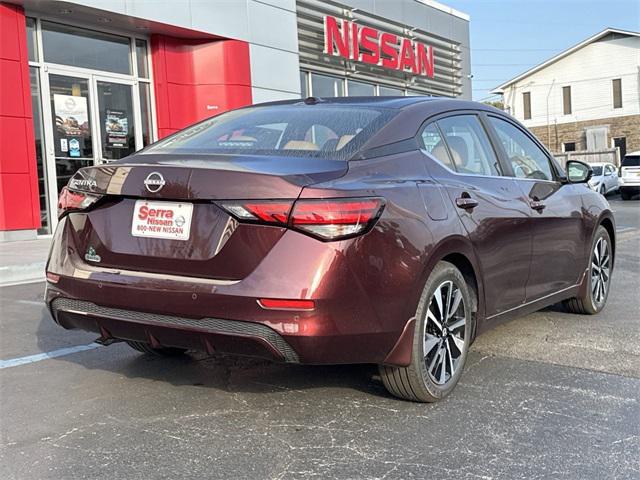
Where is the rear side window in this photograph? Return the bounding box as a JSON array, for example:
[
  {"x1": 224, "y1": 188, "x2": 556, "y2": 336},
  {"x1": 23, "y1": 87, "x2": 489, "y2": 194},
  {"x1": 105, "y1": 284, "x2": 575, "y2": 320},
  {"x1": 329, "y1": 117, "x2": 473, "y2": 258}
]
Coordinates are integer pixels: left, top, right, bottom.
[
  {"x1": 144, "y1": 105, "x2": 395, "y2": 160},
  {"x1": 436, "y1": 115, "x2": 502, "y2": 176},
  {"x1": 419, "y1": 123, "x2": 456, "y2": 171},
  {"x1": 488, "y1": 116, "x2": 554, "y2": 181},
  {"x1": 622, "y1": 155, "x2": 640, "y2": 167}
]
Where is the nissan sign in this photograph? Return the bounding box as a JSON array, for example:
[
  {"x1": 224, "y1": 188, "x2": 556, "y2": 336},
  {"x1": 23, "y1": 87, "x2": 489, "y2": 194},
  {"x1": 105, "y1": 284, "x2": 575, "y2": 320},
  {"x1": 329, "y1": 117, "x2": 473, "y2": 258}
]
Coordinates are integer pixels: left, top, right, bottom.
[{"x1": 323, "y1": 15, "x2": 435, "y2": 78}]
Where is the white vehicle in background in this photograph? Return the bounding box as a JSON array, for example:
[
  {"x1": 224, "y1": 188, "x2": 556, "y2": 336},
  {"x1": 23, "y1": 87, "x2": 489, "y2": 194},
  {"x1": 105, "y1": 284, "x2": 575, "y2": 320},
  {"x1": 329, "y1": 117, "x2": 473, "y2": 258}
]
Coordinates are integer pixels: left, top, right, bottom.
[
  {"x1": 587, "y1": 162, "x2": 619, "y2": 196},
  {"x1": 619, "y1": 151, "x2": 640, "y2": 200}
]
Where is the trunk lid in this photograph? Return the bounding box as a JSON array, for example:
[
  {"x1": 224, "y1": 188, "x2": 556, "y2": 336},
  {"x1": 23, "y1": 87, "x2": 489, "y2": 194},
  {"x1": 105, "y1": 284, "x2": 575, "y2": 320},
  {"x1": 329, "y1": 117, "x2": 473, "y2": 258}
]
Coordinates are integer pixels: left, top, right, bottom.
[{"x1": 66, "y1": 154, "x2": 347, "y2": 280}]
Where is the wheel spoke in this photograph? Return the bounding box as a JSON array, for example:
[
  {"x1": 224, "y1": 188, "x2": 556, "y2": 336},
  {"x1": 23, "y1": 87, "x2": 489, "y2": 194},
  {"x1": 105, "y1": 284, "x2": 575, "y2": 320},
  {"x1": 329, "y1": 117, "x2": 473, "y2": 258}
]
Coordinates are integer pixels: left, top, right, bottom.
[
  {"x1": 448, "y1": 289, "x2": 463, "y2": 321},
  {"x1": 444, "y1": 282, "x2": 452, "y2": 322},
  {"x1": 601, "y1": 267, "x2": 610, "y2": 282},
  {"x1": 450, "y1": 333, "x2": 465, "y2": 352},
  {"x1": 433, "y1": 284, "x2": 444, "y2": 320},
  {"x1": 446, "y1": 339, "x2": 455, "y2": 376},
  {"x1": 593, "y1": 240, "x2": 601, "y2": 263},
  {"x1": 448, "y1": 317, "x2": 466, "y2": 331},
  {"x1": 428, "y1": 344, "x2": 441, "y2": 374},
  {"x1": 427, "y1": 307, "x2": 443, "y2": 332},
  {"x1": 423, "y1": 334, "x2": 439, "y2": 356},
  {"x1": 438, "y1": 346, "x2": 447, "y2": 383},
  {"x1": 591, "y1": 262, "x2": 600, "y2": 273},
  {"x1": 592, "y1": 276, "x2": 600, "y2": 295}
]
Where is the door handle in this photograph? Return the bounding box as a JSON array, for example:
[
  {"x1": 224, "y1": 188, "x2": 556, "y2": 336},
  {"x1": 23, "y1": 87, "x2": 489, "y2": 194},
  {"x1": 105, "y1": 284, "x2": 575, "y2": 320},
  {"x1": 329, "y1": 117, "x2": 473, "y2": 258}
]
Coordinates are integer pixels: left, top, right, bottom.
[
  {"x1": 455, "y1": 196, "x2": 478, "y2": 210},
  {"x1": 530, "y1": 200, "x2": 546, "y2": 211}
]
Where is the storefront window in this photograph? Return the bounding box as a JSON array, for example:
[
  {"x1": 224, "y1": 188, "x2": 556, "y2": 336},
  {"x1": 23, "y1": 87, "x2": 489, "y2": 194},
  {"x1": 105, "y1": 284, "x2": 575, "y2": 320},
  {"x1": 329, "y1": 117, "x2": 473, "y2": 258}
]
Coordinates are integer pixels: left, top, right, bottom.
[
  {"x1": 300, "y1": 71, "x2": 308, "y2": 98},
  {"x1": 26, "y1": 17, "x2": 38, "y2": 62},
  {"x1": 379, "y1": 86, "x2": 405, "y2": 96},
  {"x1": 347, "y1": 80, "x2": 375, "y2": 96},
  {"x1": 42, "y1": 21, "x2": 131, "y2": 74},
  {"x1": 30, "y1": 67, "x2": 50, "y2": 234},
  {"x1": 139, "y1": 83, "x2": 153, "y2": 147},
  {"x1": 311, "y1": 73, "x2": 344, "y2": 97},
  {"x1": 135, "y1": 39, "x2": 149, "y2": 78}
]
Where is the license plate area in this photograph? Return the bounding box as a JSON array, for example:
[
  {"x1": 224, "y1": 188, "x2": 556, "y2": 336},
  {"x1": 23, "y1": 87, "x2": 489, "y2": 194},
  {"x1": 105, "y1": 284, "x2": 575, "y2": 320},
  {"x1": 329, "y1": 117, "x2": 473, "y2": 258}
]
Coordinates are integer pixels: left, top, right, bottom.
[{"x1": 131, "y1": 200, "x2": 193, "y2": 241}]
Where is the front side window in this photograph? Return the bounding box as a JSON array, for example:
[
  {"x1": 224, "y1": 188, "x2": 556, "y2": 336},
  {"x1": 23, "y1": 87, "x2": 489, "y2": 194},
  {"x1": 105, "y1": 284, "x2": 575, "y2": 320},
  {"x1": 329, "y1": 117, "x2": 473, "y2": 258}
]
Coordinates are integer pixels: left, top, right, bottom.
[
  {"x1": 419, "y1": 123, "x2": 456, "y2": 171},
  {"x1": 489, "y1": 116, "x2": 554, "y2": 181},
  {"x1": 144, "y1": 105, "x2": 395, "y2": 160},
  {"x1": 436, "y1": 115, "x2": 502, "y2": 176}
]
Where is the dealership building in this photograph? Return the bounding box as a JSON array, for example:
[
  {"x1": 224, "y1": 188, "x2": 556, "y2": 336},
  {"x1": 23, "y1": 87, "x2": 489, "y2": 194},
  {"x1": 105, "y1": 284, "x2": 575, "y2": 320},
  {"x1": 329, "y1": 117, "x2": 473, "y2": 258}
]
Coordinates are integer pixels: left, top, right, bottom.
[{"x1": 0, "y1": 0, "x2": 470, "y2": 241}]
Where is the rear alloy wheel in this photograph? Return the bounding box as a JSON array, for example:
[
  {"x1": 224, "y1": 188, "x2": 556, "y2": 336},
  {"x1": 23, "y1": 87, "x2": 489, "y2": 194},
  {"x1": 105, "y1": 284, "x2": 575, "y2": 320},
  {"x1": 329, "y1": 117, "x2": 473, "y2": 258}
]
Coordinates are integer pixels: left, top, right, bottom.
[
  {"x1": 564, "y1": 225, "x2": 612, "y2": 314},
  {"x1": 379, "y1": 262, "x2": 473, "y2": 402},
  {"x1": 126, "y1": 340, "x2": 188, "y2": 357}
]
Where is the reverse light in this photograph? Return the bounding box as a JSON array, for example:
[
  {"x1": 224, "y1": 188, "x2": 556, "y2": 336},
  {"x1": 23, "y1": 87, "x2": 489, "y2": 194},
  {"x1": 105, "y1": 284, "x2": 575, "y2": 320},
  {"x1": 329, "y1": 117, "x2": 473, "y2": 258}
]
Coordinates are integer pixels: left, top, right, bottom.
[
  {"x1": 219, "y1": 197, "x2": 385, "y2": 241},
  {"x1": 219, "y1": 201, "x2": 293, "y2": 224},
  {"x1": 258, "y1": 298, "x2": 315, "y2": 311},
  {"x1": 57, "y1": 186, "x2": 102, "y2": 218}
]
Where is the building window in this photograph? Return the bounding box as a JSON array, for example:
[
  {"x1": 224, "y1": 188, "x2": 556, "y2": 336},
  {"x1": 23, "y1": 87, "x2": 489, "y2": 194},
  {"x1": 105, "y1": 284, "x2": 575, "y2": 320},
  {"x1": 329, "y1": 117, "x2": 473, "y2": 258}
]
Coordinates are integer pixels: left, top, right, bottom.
[
  {"x1": 612, "y1": 79, "x2": 622, "y2": 109},
  {"x1": 563, "y1": 142, "x2": 576, "y2": 152},
  {"x1": 379, "y1": 85, "x2": 404, "y2": 96},
  {"x1": 613, "y1": 137, "x2": 626, "y2": 160},
  {"x1": 522, "y1": 92, "x2": 531, "y2": 120},
  {"x1": 310, "y1": 73, "x2": 344, "y2": 97},
  {"x1": 347, "y1": 80, "x2": 375, "y2": 96},
  {"x1": 41, "y1": 21, "x2": 132, "y2": 74},
  {"x1": 300, "y1": 71, "x2": 308, "y2": 98},
  {"x1": 562, "y1": 86, "x2": 572, "y2": 115}
]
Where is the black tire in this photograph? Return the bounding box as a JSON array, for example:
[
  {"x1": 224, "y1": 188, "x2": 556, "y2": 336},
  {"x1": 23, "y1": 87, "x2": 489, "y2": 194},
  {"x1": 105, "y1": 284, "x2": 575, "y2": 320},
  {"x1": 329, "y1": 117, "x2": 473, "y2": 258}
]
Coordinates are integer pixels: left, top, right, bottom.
[
  {"x1": 126, "y1": 340, "x2": 188, "y2": 357},
  {"x1": 563, "y1": 225, "x2": 612, "y2": 315},
  {"x1": 620, "y1": 190, "x2": 631, "y2": 200},
  {"x1": 379, "y1": 261, "x2": 474, "y2": 402},
  {"x1": 599, "y1": 185, "x2": 606, "y2": 196}
]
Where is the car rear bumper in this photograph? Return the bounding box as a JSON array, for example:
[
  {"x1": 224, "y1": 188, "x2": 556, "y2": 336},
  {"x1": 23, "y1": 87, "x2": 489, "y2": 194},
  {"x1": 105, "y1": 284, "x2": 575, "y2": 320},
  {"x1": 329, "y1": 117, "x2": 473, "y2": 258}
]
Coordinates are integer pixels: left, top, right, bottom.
[{"x1": 45, "y1": 218, "x2": 414, "y2": 365}]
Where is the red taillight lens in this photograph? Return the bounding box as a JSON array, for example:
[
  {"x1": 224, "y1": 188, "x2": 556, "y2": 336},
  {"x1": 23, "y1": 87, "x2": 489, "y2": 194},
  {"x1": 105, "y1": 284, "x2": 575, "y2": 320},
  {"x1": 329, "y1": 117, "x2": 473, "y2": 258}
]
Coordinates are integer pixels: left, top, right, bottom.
[
  {"x1": 290, "y1": 198, "x2": 384, "y2": 240},
  {"x1": 218, "y1": 197, "x2": 384, "y2": 241},
  {"x1": 57, "y1": 186, "x2": 101, "y2": 218}
]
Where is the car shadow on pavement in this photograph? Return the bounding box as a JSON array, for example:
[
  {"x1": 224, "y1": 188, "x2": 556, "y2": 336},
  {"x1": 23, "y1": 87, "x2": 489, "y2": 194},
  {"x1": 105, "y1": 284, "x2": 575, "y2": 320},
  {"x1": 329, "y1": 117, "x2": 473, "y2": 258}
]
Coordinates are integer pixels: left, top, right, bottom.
[{"x1": 35, "y1": 310, "x2": 393, "y2": 400}]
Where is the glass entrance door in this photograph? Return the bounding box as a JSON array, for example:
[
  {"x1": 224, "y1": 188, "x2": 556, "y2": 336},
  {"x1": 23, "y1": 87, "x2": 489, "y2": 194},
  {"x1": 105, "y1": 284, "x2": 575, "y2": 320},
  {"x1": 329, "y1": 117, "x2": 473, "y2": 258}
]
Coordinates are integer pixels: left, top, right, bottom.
[
  {"x1": 42, "y1": 69, "x2": 143, "y2": 230},
  {"x1": 46, "y1": 73, "x2": 96, "y2": 197}
]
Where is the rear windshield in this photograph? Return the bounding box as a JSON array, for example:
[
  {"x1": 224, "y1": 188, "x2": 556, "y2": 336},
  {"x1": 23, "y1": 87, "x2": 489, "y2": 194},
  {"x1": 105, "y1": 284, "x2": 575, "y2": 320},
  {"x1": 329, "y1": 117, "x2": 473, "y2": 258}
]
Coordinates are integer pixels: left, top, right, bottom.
[
  {"x1": 622, "y1": 155, "x2": 640, "y2": 167},
  {"x1": 143, "y1": 105, "x2": 396, "y2": 160}
]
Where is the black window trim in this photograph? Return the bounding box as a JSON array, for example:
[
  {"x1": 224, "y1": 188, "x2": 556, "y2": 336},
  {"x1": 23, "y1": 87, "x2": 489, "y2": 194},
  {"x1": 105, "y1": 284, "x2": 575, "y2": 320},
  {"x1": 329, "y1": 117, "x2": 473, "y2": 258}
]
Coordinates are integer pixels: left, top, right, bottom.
[{"x1": 483, "y1": 112, "x2": 564, "y2": 183}]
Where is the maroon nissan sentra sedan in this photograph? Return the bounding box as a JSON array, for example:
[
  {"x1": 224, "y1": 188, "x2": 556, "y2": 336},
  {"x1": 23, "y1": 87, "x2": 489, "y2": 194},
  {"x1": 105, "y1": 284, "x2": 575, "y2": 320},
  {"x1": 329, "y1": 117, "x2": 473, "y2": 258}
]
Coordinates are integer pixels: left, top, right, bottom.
[{"x1": 46, "y1": 97, "x2": 615, "y2": 402}]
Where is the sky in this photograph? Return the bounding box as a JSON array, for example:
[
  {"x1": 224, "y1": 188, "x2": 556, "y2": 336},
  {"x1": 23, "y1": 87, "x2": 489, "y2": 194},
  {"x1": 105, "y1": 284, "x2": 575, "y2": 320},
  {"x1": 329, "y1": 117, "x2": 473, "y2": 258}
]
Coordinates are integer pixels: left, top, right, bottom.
[{"x1": 442, "y1": 0, "x2": 640, "y2": 100}]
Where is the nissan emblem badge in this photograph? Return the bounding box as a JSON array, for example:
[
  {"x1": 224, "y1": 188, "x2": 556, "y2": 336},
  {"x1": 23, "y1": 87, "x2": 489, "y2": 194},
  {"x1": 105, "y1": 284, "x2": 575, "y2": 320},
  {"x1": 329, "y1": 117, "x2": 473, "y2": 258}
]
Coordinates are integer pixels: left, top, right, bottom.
[{"x1": 144, "y1": 172, "x2": 165, "y2": 193}]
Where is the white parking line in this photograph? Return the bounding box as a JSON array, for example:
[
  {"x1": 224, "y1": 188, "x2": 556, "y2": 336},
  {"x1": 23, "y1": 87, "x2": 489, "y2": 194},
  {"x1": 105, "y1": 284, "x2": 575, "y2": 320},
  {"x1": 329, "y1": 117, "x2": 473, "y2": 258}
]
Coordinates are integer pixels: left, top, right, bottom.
[{"x1": 0, "y1": 343, "x2": 101, "y2": 370}]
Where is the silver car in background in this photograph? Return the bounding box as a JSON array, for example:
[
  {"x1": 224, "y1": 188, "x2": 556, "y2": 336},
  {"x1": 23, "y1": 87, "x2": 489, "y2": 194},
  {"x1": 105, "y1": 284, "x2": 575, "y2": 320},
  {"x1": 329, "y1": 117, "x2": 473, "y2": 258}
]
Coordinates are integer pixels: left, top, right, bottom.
[{"x1": 588, "y1": 162, "x2": 619, "y2": 196}]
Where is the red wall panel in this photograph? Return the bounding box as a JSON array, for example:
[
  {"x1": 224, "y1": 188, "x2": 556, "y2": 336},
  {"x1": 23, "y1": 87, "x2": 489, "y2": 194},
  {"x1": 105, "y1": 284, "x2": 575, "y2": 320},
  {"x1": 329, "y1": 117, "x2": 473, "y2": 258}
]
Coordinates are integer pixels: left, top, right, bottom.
[
  {"x1": 0, "y1": 3, "x2": 40, "y2": 232},
  {"x1": 151, "y1": 35, "x2": 252, "y2": 137}
]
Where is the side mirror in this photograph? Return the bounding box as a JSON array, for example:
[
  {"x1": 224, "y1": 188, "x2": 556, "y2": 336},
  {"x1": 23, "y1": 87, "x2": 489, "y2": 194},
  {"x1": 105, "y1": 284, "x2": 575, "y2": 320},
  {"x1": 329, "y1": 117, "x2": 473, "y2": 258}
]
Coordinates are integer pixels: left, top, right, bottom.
[{"x1": 566, "y1": 160, "x2": 592, "y2": 184}]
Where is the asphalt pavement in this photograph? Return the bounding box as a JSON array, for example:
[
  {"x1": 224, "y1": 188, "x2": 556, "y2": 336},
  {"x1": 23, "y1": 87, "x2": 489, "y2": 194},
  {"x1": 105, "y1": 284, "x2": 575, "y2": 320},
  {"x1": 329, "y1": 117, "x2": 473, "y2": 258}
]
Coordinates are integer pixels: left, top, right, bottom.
[{"x1": 1, "y1": 194, "x2": 639, "y2": 479}]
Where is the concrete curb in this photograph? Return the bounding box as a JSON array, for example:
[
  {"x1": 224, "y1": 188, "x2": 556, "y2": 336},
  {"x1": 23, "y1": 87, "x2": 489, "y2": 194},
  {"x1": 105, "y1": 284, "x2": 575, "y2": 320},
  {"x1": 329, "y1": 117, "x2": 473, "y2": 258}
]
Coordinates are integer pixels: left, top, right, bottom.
[{"x1": 0, "y1": 262, "x2": 46, "y2": 287}]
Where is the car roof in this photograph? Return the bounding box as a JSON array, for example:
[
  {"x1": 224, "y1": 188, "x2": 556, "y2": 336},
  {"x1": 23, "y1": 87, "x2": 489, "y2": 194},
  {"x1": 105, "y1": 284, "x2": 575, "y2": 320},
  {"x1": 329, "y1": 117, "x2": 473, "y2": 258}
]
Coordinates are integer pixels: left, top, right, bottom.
[{"x1": 252, "y1": 96, "x2": 495, "y2": 112}]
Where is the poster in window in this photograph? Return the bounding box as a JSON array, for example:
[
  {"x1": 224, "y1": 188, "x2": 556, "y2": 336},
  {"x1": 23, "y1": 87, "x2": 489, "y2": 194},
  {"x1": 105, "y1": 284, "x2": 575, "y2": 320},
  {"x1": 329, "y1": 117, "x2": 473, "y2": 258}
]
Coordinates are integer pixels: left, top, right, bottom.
[
  {"x1": 105, "y1": 109, "x2": 128, "y2": 148},
  {"x1": 54, "y1": 94, "x2": 89, "y2": 138}
]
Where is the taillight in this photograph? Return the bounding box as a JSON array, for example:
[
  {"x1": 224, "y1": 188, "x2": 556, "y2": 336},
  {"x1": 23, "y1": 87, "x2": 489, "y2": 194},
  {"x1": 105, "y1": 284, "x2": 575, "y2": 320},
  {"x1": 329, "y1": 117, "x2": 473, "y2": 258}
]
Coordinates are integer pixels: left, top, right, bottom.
[
  {"x1": 218, "y1": 197, "x2": 384, "y2": 241},
  {"x1": 218, "y1": 200, "x2": 293, "y2": 224},
  {"x1": 57, "y1": 186, "x2": 101, "y2": 218},
  {"x1": 290, "y1": 198, "x2": 384, "y2": 240}
]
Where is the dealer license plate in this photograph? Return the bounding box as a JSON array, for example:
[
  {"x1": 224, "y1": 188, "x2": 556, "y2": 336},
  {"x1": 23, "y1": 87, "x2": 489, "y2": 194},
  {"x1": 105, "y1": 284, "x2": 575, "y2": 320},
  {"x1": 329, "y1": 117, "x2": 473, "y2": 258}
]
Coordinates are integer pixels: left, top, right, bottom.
[{"x1": 131, "y1": 200, "x2": 193, "y2": 241}]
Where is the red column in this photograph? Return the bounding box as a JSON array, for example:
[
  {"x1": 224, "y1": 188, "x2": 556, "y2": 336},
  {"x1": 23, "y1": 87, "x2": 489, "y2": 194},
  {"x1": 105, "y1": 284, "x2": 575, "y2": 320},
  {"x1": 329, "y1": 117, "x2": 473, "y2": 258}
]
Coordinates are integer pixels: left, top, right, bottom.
[
  {"x1": 151, "y1": 35, "x2": 252, "y2": 139},
  {"x1": 0, "y1": 3, "x2": 40, "y2": 233}
]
